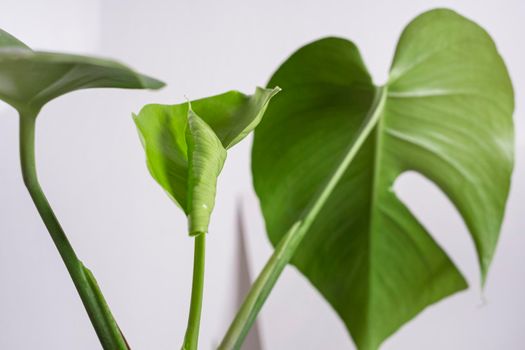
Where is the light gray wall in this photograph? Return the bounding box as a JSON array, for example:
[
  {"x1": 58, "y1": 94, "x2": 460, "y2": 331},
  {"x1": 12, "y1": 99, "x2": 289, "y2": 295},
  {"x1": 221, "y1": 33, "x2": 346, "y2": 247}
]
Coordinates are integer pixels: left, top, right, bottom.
[{"x1": 0, "y1": 0, "x2": 523, "y2": 349}]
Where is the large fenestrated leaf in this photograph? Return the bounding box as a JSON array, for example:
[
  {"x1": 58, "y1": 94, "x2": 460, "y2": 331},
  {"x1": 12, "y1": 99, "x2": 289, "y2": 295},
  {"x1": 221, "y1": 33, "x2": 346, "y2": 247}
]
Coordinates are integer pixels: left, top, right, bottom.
[
  {"x1": 252, "y1": 9, "x2": 514, "y2": 350},
  {"x1": 0, "y1": 28, "x2": 164, "y2": 114},
  {"x1": 134, "y1": 87, "x2": 279, "y2": 236}
]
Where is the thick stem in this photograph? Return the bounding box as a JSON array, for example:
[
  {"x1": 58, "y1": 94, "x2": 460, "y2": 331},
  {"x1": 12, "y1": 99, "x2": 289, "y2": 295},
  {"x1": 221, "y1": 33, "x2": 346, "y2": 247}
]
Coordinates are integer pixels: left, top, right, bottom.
[
  {"x1": 218, "y1": 86, "x2": 388, "y2": 350},
  {"x1": 182, "y1": 233, "x2": 206, "y2": 350},
  {"x1": 19, "y1": 113, "x2": 128, "y2": 350}
]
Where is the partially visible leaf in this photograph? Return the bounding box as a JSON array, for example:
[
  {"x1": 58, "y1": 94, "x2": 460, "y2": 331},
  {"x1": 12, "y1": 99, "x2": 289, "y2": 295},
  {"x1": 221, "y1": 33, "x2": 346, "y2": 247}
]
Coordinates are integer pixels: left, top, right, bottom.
[
  {"x1": 1, "y1": 27, "x2": 162, "y2": 350},
  {"x1": 0, "y1": 29, "x2": 31, "y2": 49},
  {"x1": 252, "y1": 9, "x2": 514, "y2": 350},
  {"x1": 134, "y1": 87, "x2": 279, "y2": 235},
  {"x1": 0, "y1": 28, "x2": 164, "y2": 114}
]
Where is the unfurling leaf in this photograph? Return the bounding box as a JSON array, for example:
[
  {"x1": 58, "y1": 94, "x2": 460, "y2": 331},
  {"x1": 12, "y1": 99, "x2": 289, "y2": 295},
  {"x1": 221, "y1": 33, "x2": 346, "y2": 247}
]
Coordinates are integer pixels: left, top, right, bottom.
[
  {"x1": 186, "y1": 108, "x2": 227, "y2": 235},
  {"x1": 252, "y1": 9, "x2": 514, "y2": 350},
  {"x1": 134, "y1": 87, "x2": 280, "y2": 236},
  {"x1": 0, "y1": 28, "x2": 164, "y2": 115}
]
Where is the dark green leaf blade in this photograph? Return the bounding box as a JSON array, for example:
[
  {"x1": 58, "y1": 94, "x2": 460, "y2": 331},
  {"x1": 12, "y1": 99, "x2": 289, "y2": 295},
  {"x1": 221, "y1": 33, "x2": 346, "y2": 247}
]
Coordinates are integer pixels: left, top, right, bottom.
[
  {"x1": 387, "y1": 8, "x2": 514, "y2": 280},
  {"x1": 252, "y1": 9, "x2": 513, "y2": 350}
]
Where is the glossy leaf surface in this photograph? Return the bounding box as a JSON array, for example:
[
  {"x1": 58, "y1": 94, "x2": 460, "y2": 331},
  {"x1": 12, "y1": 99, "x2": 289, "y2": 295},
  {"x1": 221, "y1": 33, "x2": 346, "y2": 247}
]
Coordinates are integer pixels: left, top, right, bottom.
[
  {"x1": 135, "y1": 87, "x2": 279, "y2": 235},
  {"x1": 0, "y1": 28, "x2": 164, "y2": 114},
  {"x1": 252, "y1": 9, "x2": 514, "y2": 350}
]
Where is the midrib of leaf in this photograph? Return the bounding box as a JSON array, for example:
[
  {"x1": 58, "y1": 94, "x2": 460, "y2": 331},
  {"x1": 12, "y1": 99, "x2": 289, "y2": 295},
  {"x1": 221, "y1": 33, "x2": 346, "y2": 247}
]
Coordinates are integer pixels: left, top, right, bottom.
[
  {"x1": 29, "y1": 65, "x2": 78, "y2": 108},
  {"x1": 301, "y1": 85, "x2": 388, "y2": 228},
  {"x1": 219, "y1": 85, "x2": 388, "y2": 350},
  {"x1": 365, "y1": 86, "x2": 389, "y2": 348}
]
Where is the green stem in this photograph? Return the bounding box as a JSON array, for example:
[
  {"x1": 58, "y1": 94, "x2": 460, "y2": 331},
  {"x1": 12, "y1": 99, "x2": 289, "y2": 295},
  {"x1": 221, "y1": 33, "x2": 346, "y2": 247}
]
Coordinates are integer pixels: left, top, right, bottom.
[
  {"x1": 218, "y1": 86, "x2": 388, "y2": 350},
  {"x1": 19, "y1": 113, "x2": 129, "y2": 350},
  {"x1": 182, "y1": 233, "x2": 206, "y2": 350}
]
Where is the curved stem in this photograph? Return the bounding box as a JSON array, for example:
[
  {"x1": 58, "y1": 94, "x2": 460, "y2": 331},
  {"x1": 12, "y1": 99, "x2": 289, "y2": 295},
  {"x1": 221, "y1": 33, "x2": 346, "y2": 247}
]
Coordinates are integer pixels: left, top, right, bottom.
[
  {"x1": 19, "y1": 113, "x2": 128, "y2": 350},
  {"x1": 182, "y1": 233, "x2": 206, "y2": 350},
  {"x1": 218, "y1": 86, "x2": 388, "y2": 350}
]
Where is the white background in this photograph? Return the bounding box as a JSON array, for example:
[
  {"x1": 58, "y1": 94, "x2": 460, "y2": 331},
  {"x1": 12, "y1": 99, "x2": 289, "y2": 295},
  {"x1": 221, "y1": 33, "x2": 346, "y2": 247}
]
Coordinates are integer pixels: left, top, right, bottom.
[{"x1": 0, "y1": 1, "x2": 523, "y2": 349}]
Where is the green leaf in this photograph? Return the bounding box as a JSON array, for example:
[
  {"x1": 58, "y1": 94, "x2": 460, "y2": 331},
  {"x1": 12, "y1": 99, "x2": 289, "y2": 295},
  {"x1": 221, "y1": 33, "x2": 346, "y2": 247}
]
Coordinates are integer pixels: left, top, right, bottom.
[
  {"x1": 252, "y1": 9, "x2": 514, "y2": 350},
  {"x1": 186, "y1": 108, "x2": 227, "y2": 235},
  {"x1": 3, "y1": 28, "x2": 163, "y2": 350},
  {"x1": 0, "y1": 28, "x2": 164, "y2": 114},
  {"x1": 0, "y1": 28, "x2": 31, "y2": 49},
  {"x1": 134, "y1": 87, "x2": 279, "y2": 236}
]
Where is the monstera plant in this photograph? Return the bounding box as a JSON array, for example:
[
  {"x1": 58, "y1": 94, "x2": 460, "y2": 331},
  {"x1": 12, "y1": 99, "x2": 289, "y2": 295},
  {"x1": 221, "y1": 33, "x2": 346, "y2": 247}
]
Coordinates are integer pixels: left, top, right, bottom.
[
  {"x1": 0, "y1": 29, "x2": 163, "y2": 349},
  {"x1": 221, "y1": 8, "x2": 514, "y2": 350},
  {"x1": 133, "y1": 87, "x2": 279, "y2": 350},
  {"x1": 0, "y1": 7, "x2": 515, "y2": 350}
]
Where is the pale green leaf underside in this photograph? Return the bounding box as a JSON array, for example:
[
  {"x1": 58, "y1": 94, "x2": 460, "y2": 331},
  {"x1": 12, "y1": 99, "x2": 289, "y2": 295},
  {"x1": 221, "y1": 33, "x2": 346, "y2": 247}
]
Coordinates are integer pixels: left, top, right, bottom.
[
  {"x1": 0, "y1": 28, "x2": 164, "y2": 114},
  {"x1": 252, "y1": 9, "x2": 513, "y2": 350},
  {"x1": 134, "y1": 87, "x2": 279, "y2": 235}
]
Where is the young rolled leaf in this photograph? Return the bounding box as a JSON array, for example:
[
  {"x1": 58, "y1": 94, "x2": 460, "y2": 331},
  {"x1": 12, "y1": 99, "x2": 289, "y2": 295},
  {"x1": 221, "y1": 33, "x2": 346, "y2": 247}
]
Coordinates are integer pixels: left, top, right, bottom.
[
  {"x1": 186, "y1": 108, "x2": 227, "y2": 235},
  {"x1": 0, "y1": 28, "x2": 164, "y2": 114},
  {"x1": 252, "y1": 9, "x2": 514, "y2": 350},
  {"x1": 134, "y1": 87, "x2": 280, "y2": 236}
]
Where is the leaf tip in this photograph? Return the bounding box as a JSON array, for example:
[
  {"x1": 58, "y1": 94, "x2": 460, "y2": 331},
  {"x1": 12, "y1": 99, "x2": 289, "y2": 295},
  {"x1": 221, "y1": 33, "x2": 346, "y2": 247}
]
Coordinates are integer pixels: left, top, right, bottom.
[
  {"x1": 0, "y1": 28, "x2": 31, "y2": 50},
  {"x1": 185, "y1": 96, "x2": 194, "y2": 112},
  {"x1": 139, "y1": 74, "x2": 166, "y2": 90},
  {"x1": 258, "y1": 85, "x2": 281, "y2": 98}
]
